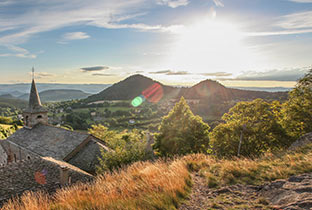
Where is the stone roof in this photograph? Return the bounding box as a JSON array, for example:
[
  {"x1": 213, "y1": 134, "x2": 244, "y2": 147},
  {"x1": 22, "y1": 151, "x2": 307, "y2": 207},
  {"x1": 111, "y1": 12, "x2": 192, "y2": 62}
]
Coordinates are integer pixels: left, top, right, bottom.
[
  {"x1": 289, "y1": 132, "x2": 312, "y2": 150},
  {"x1": 24, "y1": 79, "x2": 47, "y2": 113},
  {"x1": 68, "y1": 139, "x2": 109, "y2": 174},
  {"x1": 5, "y1": 123, "x2": 90, "y2": 160},
  {"x1": 0, "y1": 156, "x2": 93, "y2": 206}
]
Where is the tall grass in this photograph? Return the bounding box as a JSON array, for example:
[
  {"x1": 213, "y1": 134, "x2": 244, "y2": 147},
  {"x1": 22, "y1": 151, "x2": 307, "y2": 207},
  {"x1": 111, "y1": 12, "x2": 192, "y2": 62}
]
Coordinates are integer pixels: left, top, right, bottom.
[
  {"x1": 184, "y1": 144, "x2": 312, "y2": 187},
  {"x1": 3, "y1": 144, "x2": 312, "y2": 209},
  {"x1": 2, "y1": 159, "x2": 191, "y2": 210}
]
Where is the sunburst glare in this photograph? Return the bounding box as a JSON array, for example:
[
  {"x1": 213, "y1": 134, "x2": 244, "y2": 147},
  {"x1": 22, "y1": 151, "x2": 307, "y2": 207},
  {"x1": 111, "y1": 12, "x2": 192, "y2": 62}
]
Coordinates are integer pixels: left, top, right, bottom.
[{"x1": 167, "y1": 17, "x2": 258, "y2": 75}]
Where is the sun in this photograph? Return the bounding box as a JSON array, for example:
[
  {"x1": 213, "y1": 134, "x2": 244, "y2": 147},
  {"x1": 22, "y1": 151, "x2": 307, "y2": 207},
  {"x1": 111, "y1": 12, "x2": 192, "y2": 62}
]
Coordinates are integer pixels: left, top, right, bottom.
[{"x1": 167, "y1": 17, "x2": 257, "y2": 75}]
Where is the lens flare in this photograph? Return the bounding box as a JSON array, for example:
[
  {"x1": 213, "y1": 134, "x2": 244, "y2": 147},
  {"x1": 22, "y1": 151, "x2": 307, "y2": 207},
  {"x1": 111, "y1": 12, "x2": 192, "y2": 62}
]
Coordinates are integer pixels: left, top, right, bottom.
[
  {"x1": 131, "y1": 83, "x2": 164, "y2": 107},
  {"x1": 131, "y1": 95, "x2": 145, "y2": 107},
  {"x1": 142, "y1": 83, "x2": 163, "y2": 103}
]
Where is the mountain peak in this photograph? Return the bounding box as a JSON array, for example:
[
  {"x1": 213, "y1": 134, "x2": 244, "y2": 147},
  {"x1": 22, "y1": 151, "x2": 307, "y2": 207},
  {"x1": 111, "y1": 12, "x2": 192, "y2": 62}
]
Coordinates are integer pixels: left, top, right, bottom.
[
  {"x1": 196, "y1": 79, "x2": 225, "y2": 87},
  {"x1": 86, "y1": 74, "x2": 170, "y2": 102}
]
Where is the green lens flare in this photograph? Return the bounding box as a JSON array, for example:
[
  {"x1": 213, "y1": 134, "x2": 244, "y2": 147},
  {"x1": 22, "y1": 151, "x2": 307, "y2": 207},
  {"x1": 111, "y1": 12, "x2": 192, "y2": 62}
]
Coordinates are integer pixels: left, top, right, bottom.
[{"x1": 131, "y1": 96, "x2": 144, "y2": 107}]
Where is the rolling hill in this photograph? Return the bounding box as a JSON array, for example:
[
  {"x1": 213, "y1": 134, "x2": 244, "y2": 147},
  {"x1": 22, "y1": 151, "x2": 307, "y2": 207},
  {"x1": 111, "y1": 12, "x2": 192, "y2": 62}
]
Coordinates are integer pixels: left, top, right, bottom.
[
  {"x1": 19, "y1": 89, "x2": 91, "y2": 102},
  {"x1": 85, "y1": 74, "x2": 179, "y2": 102},
  {"x1": 0, "y1": 97, "x2": 27, "y2": 109}
]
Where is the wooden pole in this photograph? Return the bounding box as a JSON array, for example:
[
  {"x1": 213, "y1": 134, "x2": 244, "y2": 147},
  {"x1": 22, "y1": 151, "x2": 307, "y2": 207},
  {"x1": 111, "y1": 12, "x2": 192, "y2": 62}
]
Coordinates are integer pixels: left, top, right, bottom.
[{"x1": 237, "y1": 130, "x2": 243, "y2": 157}]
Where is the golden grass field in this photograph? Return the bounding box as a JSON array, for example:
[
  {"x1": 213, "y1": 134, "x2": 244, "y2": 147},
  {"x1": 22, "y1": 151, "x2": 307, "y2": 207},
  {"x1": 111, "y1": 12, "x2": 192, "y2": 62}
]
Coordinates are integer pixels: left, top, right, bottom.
[{"x1": 3, "y1": 144, "x2": 312, "y2": 210}]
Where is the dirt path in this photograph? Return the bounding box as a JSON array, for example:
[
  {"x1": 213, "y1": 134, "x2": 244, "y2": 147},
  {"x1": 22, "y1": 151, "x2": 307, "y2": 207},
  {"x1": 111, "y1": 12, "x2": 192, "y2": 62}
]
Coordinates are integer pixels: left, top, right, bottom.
[
  {"x1": 179, "y1": 173, "x2": 312, "y2": 210},
  {"x1": 179, "y1": 173, "x2": 272, "y2": 210}
]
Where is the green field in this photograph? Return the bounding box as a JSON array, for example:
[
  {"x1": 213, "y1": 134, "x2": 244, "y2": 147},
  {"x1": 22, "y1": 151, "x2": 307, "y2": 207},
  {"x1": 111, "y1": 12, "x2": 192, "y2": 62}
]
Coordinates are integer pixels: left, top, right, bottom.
[
  {"x1": 0, "y1": 124, "x2": 22, "y2": 129},
  {"x1": 73, "y1": 106, "x2": 132, "y2": 113},
  {"x1": 0, "y1": 124, "x2": 12, "y2": 129}
]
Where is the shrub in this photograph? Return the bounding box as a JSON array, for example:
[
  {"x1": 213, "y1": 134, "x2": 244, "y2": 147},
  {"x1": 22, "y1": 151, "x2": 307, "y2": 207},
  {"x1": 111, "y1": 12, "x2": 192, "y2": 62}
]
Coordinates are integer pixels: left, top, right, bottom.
[{"x1": 89, "y1": 125, "x2": 151, "y2": 173}]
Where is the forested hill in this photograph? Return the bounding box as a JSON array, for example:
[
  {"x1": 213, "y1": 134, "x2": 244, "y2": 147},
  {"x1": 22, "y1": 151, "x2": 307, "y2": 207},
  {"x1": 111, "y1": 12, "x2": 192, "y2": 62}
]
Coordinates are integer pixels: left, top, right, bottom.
[
  {"x1": 179, "y1": 79, "x2": 288, "y2": 101},
  {"x1": 19, "y1": 89, "x2": 91, "y2": 102},
  {"x1": 85, "y1": 74, "x2": 179, "y2": 102},
  {"x1": 86, "y1": 74, "x2": 288, "y2": 102}
]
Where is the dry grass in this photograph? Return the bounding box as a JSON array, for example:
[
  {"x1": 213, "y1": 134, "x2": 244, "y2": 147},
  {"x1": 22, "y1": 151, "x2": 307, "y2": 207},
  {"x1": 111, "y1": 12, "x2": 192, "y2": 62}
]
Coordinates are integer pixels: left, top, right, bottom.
[
  {"x1": 2, "y1": 159, "x2": 191, "y2": 210},
  {"x1": 184, "y1": 144, "x2": 312, "y2": 188},
  {"x1": 3, "y1": 144, "x2": 312, "y2": 209}
]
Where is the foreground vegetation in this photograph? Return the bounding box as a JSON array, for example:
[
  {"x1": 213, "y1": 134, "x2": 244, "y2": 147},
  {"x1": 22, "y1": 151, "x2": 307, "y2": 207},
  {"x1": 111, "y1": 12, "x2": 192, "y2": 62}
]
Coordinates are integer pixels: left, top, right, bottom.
[
  {"x1": 186, "y1": 144, "x2": 312, "y2": 188},
  {"x1": 3, "y1": 144, "x2": 312, "y2": 210},
  {"x1": 3, "y1": 159, "x2": 191, "y2": 210}
]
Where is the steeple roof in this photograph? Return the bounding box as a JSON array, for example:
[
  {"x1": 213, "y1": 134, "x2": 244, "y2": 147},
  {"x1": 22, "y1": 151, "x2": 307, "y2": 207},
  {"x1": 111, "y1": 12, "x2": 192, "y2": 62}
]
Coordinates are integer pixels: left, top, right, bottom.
[{"x1": 24, "y1": 79, "x2": 47, "y2": 113}]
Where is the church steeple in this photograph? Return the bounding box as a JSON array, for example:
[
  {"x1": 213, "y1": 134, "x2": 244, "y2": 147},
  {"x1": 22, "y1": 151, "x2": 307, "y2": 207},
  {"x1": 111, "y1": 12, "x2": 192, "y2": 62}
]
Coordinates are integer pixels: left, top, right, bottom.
[
  {"x1": 23, "y1": 67, "x2": 48, "y2": 128},
  {"x1": 26, "y1": 79, "x2": 46, "y2": 113}
]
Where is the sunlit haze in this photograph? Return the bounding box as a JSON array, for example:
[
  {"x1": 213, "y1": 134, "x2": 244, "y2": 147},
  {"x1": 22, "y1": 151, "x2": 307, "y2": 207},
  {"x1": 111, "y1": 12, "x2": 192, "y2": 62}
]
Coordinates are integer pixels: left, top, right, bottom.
[{"x1": 1, "y1": 0, "x2": 311, "y2": 87}]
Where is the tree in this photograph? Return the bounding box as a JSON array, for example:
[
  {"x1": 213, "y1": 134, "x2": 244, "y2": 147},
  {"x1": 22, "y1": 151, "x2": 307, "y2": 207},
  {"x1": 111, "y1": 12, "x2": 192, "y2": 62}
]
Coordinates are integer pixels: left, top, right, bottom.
[
  {"x1": 281, "y1": 69, "x2": 312, "y2": 138},
  {"x1": 153, "y1": 97, "x2": 210, "y2": 157},
  {"x1": 210, "y1": 99, "x2": 290, "y2": 157},
  {"x1": 89, "y1": 125, "x2": 150, "y2": 173}
]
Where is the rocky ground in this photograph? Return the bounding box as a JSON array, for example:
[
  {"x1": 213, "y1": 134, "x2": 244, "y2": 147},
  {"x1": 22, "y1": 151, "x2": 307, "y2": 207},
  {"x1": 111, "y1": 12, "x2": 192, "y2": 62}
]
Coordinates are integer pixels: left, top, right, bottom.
[{"x1": 179, "y1": 173, "x2": 312, "y2": 210}]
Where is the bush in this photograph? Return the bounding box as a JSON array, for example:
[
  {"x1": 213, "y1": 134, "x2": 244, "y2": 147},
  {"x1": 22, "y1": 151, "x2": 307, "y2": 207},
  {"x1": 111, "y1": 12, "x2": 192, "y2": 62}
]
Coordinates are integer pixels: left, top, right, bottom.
[{"x1": 89, "y1": 125, "x2": 151, "y2": 173}]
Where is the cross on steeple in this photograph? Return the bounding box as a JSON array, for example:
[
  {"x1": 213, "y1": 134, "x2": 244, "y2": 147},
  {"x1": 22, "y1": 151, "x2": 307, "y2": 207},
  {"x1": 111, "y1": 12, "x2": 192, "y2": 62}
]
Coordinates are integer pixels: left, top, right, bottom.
[{"x1": 32, "y1": 67, "x2": 35, "y2": 80}]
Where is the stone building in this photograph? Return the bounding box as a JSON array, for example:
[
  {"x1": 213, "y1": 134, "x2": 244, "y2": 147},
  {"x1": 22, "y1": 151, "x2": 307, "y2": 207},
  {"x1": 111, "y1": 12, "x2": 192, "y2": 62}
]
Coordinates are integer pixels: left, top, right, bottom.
[
  {"x1": 0, "y1": 78, "x2": 109, "y2": 174},
  {"x1": 0, "y1": 144, "x2": 7, "y2": 167},
  {"x1": 0, "y1": 156, "x2": 93, "y2": 206}
]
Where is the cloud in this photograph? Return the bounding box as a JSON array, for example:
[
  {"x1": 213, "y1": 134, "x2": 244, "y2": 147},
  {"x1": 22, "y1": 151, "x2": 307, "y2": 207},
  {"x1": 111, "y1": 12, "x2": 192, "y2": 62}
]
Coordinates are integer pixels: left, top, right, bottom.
[
  {"x1": 81, "y1": 66, "x2": 110, "y2": 72},
  {"x1": 276, "y1": 11, "x2": 312, "y2": 30},
  {"x1": 0, "y1": 53, "x2": 36, "y2": 58},
  {"x1": 288, "y1": 0, "x2": 312, "y2": 2},
  {"x1": 156, "y1": 0, "x2": 189, "y2": 8},
  {"x1": 27, "y1": 71, "x2": 56, "y2": 79},
  {"x1": 245, "y1": 10, "x2": 312, "y2": 36},
  {"x1": 0, "y1": 0, "x2": 187, "y2": 57},
  {"x1": 63, "y1": 32, "x2": 90, "y2": 41},
  {"x1": 0, "y1": 45, "x2": 36, "y2": 58},
  {"x1": 92, "y1": 73, "x2": 115, "y2": 76},
  {"x1": 201, "y1": 72, "x2": 232, "y2": 77},
  {"x1": 36, "y1": 72, "x2": 56, "y2": 77},
  {"x1": 212, "y1": 0, "x2": 224, "y2": 7},
  {"x1": 0, "y1": 0, "x2": 180, "y2": 47},
  {"x1": 149, "y1": 70, "x2": 172, "y2": 74},
  {"x1": 166, "y1": 71, "x2": 189, "y2": 75},
  {"x1": 229, "y1": 68, "x2": 310, "y2": 81},
  {"x1": 149, "y1": 69, "x2": 190, "y2": 75}
]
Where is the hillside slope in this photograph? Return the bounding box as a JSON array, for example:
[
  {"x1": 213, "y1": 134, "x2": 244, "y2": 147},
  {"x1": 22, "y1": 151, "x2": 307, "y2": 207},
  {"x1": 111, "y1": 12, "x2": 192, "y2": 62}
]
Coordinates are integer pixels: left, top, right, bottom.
[
  {"x1": 19, "y1": 89, "x2": 90, "y2": 102},
  {"x1": 0, "y1": 97, "x2": 27, "y2": 109},
  {"x1": 86, "y1": 74, "x2": 179, "y2": 102}
]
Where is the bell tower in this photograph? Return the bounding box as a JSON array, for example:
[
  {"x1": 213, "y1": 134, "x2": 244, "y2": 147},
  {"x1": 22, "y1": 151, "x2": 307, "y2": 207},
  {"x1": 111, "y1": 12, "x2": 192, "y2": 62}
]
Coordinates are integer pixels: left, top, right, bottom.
[{"x1": 23, "y1": 67, "x2": 48, "y2": 128}]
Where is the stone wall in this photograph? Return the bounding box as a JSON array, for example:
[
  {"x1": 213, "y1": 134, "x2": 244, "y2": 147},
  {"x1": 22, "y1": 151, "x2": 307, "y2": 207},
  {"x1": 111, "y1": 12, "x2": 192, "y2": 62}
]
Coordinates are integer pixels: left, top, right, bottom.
[
  {"x1": 0, "y1": 144, "x2": 7, "y2": 166},
  {"x1": 0, "y1": 156, "x2": 93, "y2": 206},
  {"x1": 0, "y1": 140, "x2": 36, "y2": 164}
]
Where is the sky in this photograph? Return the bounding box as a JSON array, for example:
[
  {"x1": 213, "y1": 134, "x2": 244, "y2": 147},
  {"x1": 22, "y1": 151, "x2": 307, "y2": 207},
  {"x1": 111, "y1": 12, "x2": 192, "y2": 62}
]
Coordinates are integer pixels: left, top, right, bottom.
[{"x1": 0, "y1": 0, "x2": 312, "y2": 87}]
